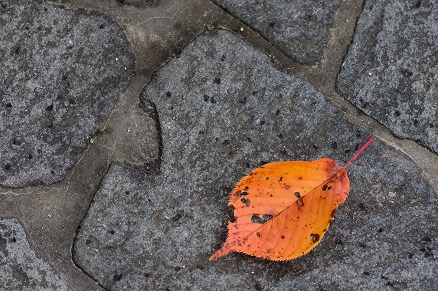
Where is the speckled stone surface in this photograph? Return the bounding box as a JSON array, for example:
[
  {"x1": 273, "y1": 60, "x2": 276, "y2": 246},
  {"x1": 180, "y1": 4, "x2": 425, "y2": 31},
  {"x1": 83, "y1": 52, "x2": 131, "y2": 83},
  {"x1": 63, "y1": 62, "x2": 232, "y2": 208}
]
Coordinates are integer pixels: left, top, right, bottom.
[
  {"x1": 337, "y1": 0, "x2": 438, "y2": 153},
  {"x1": 212, "y1": 0, "x2": 341, "y2": 64},
  {"x1": 0, "y1": 218, "x2": 68, "y2": 290},
  {"x1": 73, "y1": 30, "x2": 437, "y2": 290},
  {"x1": 115, "y1": 0, "x2": 160, "y2": 7},
  {"x1": 0, "y1": 1, "x2": 134, "y2": 187}
]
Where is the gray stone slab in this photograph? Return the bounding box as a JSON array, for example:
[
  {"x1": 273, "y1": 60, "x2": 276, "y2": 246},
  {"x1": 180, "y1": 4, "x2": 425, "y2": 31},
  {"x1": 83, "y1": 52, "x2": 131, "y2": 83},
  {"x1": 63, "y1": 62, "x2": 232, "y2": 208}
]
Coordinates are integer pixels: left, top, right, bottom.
[
  {"x1": 337, "y1": 0, "x2": 438, "y2": 153},
  {"x1": 212, "y1": 0, "x2": 341, "y2": 64},
  {"x1": 0, "y1": 1, "x2": 134, "y2": 187},
  {"x1": 115, "y1": 0, "x2": 160, "y2": 7},
  {"x1": 0, "y1": 218, "x2": 68, "y2": 290},
  {"x1": 74, "y1": 30, "x2": 437, "y2": 290}
]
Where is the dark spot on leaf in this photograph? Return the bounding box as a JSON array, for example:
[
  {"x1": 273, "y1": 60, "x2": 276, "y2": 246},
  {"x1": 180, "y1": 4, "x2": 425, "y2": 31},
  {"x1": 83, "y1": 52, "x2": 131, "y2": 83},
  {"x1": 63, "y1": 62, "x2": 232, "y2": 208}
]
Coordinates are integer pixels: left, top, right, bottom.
[
  {"x1": 281, "y1": 236, "x2": 285, "y2": 239},
  {"x1": 294, "y1": 192, "x2": 301, "y2": 198},
  {"x1": 284, "y1": 185, "x2": 291, "y2": 190},
  {"x1": 327, "y1": 186, "x2": 332, "y2": 190},
  {"x1": 256, "y1": 232, "x2": 261, "y2": 237},
  {"x1": 310, "y1": 233, "x2": 320, "y2": 243},
  {"x1": 265, "y1": 177, "x2": 269, "y2": 180},
  {"x1": 322, "y1": 184, "x2": 328, "y2": 191},
  {"x1": 237, "y1": 190, "x2": 249, "y2": 197},
  {"x1": 240, "y1": 198, "x2": 250, "y2": 207},
  {"x1": 251, "y1": 214, "x2": 273, "y2": 224}
]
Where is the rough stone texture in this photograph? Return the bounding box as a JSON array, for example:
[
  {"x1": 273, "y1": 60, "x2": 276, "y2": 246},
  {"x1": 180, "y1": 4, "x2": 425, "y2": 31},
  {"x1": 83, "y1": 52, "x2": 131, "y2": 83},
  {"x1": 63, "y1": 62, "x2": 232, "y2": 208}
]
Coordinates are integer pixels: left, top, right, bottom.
[
  {"x1": 0, "y1": 1, "x2": 134, "y2": 187},
  {"x1": 74, "y1": 30, "x2": 437, "y2": 290},
  {"x1": 0, "y1": 218, "x2": 68, "y2": 290},
  {"x1": 212, "y1": 0, "x2": 341, "y2": 64},
  {"x1": 337, "y1": 0, "x2": 438, "y2": 153},
  {"x1": 115, "y1": 0, "x2": 160, "y2": 7}
]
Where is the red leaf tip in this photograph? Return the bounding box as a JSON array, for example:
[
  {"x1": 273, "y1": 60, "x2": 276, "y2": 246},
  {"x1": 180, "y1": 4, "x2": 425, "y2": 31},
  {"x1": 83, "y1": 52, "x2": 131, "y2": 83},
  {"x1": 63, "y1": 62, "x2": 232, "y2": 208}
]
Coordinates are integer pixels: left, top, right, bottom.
[{"x1": 343, "y1": 136, "x2": 375, "y2": 169}]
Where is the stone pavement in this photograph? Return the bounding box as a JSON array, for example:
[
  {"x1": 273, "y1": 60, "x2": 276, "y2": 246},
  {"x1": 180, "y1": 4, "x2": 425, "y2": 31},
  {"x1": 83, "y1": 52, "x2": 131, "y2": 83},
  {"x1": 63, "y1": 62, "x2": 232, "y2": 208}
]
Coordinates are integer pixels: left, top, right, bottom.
[{"x1": 0, "y1": 0, "x2": 437, "y2": 290}]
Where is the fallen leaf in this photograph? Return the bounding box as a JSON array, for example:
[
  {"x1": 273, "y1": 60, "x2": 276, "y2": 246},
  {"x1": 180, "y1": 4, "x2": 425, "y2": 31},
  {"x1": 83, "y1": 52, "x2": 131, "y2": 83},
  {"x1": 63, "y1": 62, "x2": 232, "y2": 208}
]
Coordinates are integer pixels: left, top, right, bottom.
[{"x1": 210, "y1": 136, "x2": 375, "y2": 261}]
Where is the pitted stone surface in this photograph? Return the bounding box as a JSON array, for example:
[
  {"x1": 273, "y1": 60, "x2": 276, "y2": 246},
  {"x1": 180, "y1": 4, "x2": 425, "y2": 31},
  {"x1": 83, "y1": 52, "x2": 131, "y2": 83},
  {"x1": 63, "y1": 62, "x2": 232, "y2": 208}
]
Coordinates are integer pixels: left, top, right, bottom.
[
  {"x1": 74, "y1": 30, "x2": 437, "y2": 290},
  {"x1": 212, "y1": 0, "x2": 341, "y2": 64},
  {"x1": 337, "y1": 0, "x2": 438, "y2": 153},
  {"x1": 115, "y1": 0, "x2": 160, "y2": 7},
  {"x1": 0, "y1": 1, "x2": 134, "y2": 187},
  {"x1": 0, "y1": 218, "x2": 68, "y2": 290}
]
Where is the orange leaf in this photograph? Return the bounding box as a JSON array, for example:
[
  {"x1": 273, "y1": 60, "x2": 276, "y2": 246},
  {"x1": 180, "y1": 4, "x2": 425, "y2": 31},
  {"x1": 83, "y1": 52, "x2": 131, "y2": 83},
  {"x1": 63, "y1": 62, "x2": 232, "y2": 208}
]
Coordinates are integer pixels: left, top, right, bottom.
[{"x1": 210, "y1": 136, "x2": 375, "y2": 261}]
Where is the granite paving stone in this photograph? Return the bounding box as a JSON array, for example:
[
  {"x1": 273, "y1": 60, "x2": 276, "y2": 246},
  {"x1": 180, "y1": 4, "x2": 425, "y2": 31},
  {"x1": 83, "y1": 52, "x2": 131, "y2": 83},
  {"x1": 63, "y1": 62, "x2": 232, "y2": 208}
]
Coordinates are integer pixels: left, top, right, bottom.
[
  {"x1": 337, "y1": 0, "x2": 438, "y2": 153},
  {"x1": 0, "y1": 218, "x2": 68, "y2": 290},
  {"x1": 212, "y1": 0, "x2": 341, "y2": 64},
  {"x1": 73, "y1": 30, "x2": 437, "y2": 290},
  {"x1": 115, "y1": 0, "x2": 160, "y2": 8},
  {"x1": 0, "y1": 0, "x2": 134, "y2": 187}
]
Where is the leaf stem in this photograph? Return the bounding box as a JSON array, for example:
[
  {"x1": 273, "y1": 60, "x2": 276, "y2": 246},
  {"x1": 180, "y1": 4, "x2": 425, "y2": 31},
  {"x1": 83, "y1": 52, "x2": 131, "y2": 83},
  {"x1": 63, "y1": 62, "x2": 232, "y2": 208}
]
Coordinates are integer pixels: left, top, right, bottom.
[{"x1": 343, "y1": 136, "x2": 375, "y2": 169}]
